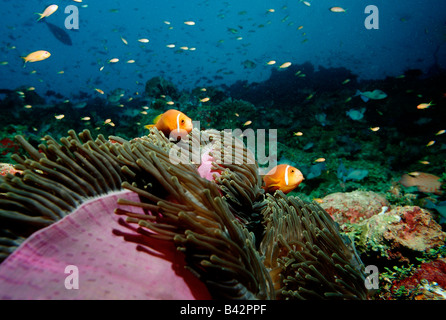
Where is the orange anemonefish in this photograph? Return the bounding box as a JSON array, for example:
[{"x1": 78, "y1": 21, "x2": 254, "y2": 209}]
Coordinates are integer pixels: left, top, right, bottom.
[
  {"x1": 144, "y1": 109, "x2": 193, "y2": 139},
  {"x1": 262, "y1": 164, "x2": 304, "y2": 194}
]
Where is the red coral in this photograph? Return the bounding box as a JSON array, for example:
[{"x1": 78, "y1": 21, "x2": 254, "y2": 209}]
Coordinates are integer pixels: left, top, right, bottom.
[
  {"x1": 393, "y1": 258, "x2": 446, "y2": 291},
  {"x1": 384, "y1": 206, "x2": 446, "y2": 254},
  {"x1": 400, "y1": 207, "x2": 420, "y2": 232},
  {"x1": 0, "y1": 138, "x2": 19, "y2": 155}
]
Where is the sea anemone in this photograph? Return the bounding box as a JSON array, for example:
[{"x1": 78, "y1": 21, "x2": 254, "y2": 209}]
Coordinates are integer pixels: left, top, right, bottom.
[
  {"x1": 0, "y1": 127, "x2": 369, "y2": 300},
  {"x1": 260, "y1": 191, "x2": 368, "y2": 299}
]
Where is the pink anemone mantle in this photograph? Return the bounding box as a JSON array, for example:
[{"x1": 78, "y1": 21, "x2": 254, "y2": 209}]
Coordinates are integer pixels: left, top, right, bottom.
[{"x1": 0, "y1": 151, "x2": 221, "y2": 299}]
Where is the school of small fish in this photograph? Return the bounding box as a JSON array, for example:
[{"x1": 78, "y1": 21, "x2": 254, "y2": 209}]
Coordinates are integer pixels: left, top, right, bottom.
[{"x1": 1, "y1": 1, "x2": 351, "y2": 98}]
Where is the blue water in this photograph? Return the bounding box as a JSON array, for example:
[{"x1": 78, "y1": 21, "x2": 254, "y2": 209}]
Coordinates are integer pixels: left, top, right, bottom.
[{"x1": 1, "y1": 0, "x2": 445, "y2": 100}]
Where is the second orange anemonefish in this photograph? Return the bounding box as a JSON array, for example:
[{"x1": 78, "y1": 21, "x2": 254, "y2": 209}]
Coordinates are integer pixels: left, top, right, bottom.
[{"x1": 262, "y1": 164, "x2": 304, "y2": 194}]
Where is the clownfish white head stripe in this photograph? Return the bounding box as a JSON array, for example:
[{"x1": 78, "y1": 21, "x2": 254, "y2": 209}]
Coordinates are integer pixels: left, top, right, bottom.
[
  {"x1": 176, "y1": 112, "x2": 181, "y2": 133},
  {"x1": 284, "y1": 165, "x2": 290, "y2": 186}
]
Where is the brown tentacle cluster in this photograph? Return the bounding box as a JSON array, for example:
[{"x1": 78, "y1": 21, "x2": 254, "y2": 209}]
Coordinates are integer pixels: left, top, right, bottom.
[
  {"x1": 260, "y1": 191, "x2": 368, "y2": 299},
  {"x1": 0, "y1": 130, "x2": 129, "y2": 259},
  {"x1": 185, "y1": 129, "x2": 267, "y2": 242},
  {"x1": 113, "y1": 130, "x2": 275, "y2": 299}
]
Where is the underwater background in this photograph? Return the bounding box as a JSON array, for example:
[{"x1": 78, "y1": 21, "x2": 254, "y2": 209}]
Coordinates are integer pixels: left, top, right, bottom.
[{"x1": 1, "y1": 0, "x2": 446, "y2": 300}]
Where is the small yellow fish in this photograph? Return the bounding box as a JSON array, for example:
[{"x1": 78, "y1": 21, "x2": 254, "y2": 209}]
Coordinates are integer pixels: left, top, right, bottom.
[
  {"x1": 301, "y1": 1, "x2": 311, "y2": 7},
  {"x1": 419, "y1": 160, "x2": 430, "y2": 165},
  {"x1": 342, "y1": 78, "x2": 351, "y2": 85},
  {"x1": 426, "y1": 140, "x2": 435, "y2": 147},
  {"x1": 330, "y1": 7, "x2": 346, "y2": 13},
  {"x1": 36, "y1": 4, "x2": 58, "y2": 21},
  {"x1": 81, "y1": 116, "x2": 91, "y2": 121},
  {"x1": 166, "y1": 44, "x2": 175, "y2": 48},
  {"x1": 138, "y1": 38, "x2": 150, "y2": 43},
  {"x1": 121, "y1": 37, "x2": 128, "y2": 45},
  {"x1": 293, "y1": 131, "x2": 303, "y2": 136},
  {"x1": 314, "y1": 158, "x2": 326, "y2": 163},
  {"x1": 200, "y1": 97, "x2": 210, "y2": 103},
  {"x1": 95, "y1": 88, "x2": 105, "y2": 94},
  {"x1": 435, "y1": 129, "x2": 445, "y2": 135},
  {"x1": 109, "y1": 58, "x2": 119, "y2": 63},
  {"x1": 266, "y1": 60, "x2": 276, "y2": 65},
  {"x1": 417, "y1": 101, "x2": 434, "y2": 109},
  {"x1": 55, "y1": 114, "x2": 65, "y2": 120},
  {"x1": 305, "y1": 93, "x2": 315, "y2": 100},
  {"x1": 279, "y1": 62, "x2": 292, "y2": 69},
  {"x1": 243, "y1": 120, "x2": 252, "y2": 126},
  {"x1": 370, "y1": 127, "x2": 380, "y2": 132},
  {"x1": 21, "y1": 50, "x2": 51, "y2": 65},
  {"x1": 126, "y1": 60, "x2": 135, "y2": 63},
  {"x1": 408, "y1": 172, "x2": 420, "y2": 177},
  {"x1": 184, "y1": 21, "x2": 195, "y2": 26}
]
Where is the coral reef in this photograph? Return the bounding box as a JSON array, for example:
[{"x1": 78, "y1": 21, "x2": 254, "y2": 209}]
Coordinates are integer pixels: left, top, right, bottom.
[
  {"x1": 384, "y1": 206, "x2": 446, "y2": 259},
  {"x1": 320, "y1": 190, "x2": 389, "y2": 225},
  {"x1": 145, "y1": 76, "x2": 179, "y2": 100},
  {"x1": 345, "y1": 206, "x2": 446, "y2": 264},
  {"x1": 392, "y1": 258, "x2": 446, "y2": 299}
]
